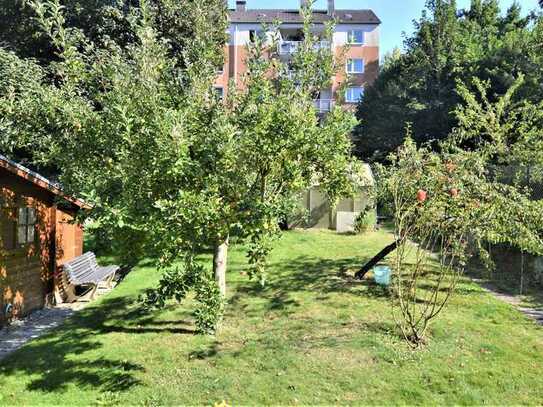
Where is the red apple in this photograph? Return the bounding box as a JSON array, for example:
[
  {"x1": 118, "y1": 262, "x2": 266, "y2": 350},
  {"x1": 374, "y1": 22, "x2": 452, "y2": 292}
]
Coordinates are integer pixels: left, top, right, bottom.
[{"x1": 416, "y1": 189, "x2": 427, "y2": 203}]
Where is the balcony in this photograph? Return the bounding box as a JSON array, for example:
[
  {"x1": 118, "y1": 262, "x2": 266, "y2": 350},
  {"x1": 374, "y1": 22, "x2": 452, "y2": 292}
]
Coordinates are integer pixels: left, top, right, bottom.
[
  {"x1": 314, "y1": 99, "x2": 334, "y2": 113},
  {"x1": 278, "y1": 40, "x2": 331, "y2": 55}
]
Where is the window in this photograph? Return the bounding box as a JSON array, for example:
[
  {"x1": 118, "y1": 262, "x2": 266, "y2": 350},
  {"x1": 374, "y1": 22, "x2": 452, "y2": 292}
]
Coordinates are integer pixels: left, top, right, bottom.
[
  {"x1": 345, "y1": 87, "x2": 364, "y2": 103},
  {"x1": 214, "y1": 87, "x2": 224, "y2": 100},
  {"x1": 17, "y1": 207, "x2": 36, "y2": 246},
  {"x1": 249, "y1": 30, "x2": 265, "y2": 43},
  {"x1": 1, "y1": 209, "x2": 16, "y2": 250},
  {"x1": 347, "y1": 30, "x2": 364, "y2": 44},
  {"x1": 346, "y1": 59, "x2": 364, "y2": 74}
]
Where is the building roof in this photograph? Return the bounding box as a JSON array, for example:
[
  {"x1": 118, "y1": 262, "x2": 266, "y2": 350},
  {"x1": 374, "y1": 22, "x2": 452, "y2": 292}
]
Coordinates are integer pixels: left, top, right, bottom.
[
  {"x1": 229, "y1": 9, "x2": 381, "y2": 25},
  {"x1": 0, "y1": 154, "x2": 90, "y2": 209}
]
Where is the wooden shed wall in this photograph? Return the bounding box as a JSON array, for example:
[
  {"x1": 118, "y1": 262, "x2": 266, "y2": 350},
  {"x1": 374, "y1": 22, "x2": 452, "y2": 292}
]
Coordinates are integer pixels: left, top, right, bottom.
[
  {"x1": 0, "y1": 168, "x2": 83, "y2": 325},
  {"x1": 55, "y1": 209, "x2": 84, "y2": 267}
]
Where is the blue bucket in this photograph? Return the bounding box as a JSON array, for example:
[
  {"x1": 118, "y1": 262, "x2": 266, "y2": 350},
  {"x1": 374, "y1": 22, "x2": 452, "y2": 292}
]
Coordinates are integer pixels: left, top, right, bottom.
[{"x1": 373, "y1": 265, "x2": 391, "y2": 286}]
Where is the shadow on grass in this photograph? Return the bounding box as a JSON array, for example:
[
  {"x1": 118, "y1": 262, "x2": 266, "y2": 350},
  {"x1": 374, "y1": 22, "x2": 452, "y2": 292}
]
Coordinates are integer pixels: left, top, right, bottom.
[
  {"x1": 189, "y1": 341, "x2": 221, "y2": 360},
  {"x1": 0, "y1": 252, "x2": 393, "y2": 390},
  {"x1": 0, "y1": 291, "x2": 197, "y2": 394},
  {"x1": 228, "y1": 255, "x2": 392, "y2": 317}
]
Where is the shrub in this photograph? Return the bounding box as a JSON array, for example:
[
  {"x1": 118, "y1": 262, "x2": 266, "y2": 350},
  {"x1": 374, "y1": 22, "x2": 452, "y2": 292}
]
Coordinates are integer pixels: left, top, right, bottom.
[{"x1": 354, "y1": 209, "x2": 377, "y2": 234}]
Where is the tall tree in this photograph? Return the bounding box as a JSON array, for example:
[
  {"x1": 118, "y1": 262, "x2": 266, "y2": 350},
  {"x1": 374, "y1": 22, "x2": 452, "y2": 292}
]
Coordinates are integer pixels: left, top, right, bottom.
[
  {"x1": 353, "y1": 0, "x2": 542, "y2": 161},
  {"x1": 1, "y1": 0, "x2": 358, "y2": 332}
]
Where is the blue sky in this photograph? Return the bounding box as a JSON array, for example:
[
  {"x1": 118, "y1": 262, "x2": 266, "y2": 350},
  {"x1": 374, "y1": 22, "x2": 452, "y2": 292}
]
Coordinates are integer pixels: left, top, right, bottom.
[{"x1": 228, "y1": 0, "x2": 540, "y2": 56}]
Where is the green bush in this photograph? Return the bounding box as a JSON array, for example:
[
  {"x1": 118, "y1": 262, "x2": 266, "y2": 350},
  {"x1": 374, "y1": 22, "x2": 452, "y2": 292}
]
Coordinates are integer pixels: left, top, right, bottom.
[{"x1": 354, "y1": 209, "x2": 377, "y2": 234}]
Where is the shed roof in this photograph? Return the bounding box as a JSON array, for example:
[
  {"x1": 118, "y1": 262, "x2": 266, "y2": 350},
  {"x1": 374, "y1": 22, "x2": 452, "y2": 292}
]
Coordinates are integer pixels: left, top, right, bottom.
[
  {"x1": 0, "y1": 154, "x2": 90, "y2": 209},
  {"x1": 229, "y1": 9, "x2": 381, "y2": 25}
]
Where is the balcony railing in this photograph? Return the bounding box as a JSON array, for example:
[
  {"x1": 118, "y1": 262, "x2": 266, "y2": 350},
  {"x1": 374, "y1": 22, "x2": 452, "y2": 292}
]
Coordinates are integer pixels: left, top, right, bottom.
[
  {"x1": 278, "y1": 40, "x2": 331, "y2": 55},
  {"x1": 314, "y1": 99, "x2": 334, "y2": 113}
]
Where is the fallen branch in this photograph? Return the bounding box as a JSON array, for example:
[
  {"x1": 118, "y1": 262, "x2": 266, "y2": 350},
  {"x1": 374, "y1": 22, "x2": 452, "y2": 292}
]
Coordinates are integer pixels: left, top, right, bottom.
[{"x1": 355, "y1": 239, "x2": 400, "y2": 279}]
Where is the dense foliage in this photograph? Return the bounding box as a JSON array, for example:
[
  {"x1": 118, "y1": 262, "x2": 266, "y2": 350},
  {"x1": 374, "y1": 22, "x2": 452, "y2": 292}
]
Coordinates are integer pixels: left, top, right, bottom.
[
  {"x1": 0, "y1": 0, "x2": 227, "y2": 67},
  {"x1": 0, "y1": 0, "x2": 228, "y2": 169},
  {"x1": 354, "y1": 0, "x2": 543, "y2": 161}
]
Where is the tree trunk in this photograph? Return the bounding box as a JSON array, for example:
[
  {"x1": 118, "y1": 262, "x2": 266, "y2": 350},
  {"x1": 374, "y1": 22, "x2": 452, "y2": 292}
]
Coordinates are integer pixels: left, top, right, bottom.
[
  {"x1": 213, "y1": 237, "x2": 229, "y2": 297},
  {"x1": 355, "y1": 239, "x2": 400, "y2": 279}
]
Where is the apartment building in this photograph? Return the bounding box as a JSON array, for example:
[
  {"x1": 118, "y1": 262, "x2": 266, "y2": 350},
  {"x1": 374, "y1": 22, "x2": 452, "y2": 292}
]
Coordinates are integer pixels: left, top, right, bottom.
[{"x1": 215, "y1": 0, "x2": 381, "y2": 112}]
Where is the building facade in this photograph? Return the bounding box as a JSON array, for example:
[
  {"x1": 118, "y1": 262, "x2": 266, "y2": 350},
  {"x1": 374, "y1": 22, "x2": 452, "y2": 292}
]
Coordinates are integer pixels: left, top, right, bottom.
[{"x1": 216, "y1": 0, "x2": 381, "y2": 112}]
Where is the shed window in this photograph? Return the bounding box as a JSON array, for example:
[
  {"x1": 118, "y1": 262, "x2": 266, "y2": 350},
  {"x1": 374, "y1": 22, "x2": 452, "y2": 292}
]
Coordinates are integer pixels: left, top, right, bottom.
[
  {"x1": 1, "y1": 209, "x2": 16, "y2": 250},
  {"x1": 17, "y1": 207, "x2": 36, "y2": 246}
]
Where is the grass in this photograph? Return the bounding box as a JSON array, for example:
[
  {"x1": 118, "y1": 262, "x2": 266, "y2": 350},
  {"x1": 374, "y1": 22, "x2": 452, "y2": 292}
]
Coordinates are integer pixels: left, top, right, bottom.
[{"x1": 1, "y1": 229, "x2": 542, "y2": 405}]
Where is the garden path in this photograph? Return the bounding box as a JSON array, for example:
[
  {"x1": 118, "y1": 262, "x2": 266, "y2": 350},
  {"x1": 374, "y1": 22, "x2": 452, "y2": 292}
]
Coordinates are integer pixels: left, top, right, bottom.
[
  {"x1": 474, "y1": 279, "x2": 543, "y2": 326},
  {"x1": 0, "y1": 284, "x2": 114, "y2": 361}
]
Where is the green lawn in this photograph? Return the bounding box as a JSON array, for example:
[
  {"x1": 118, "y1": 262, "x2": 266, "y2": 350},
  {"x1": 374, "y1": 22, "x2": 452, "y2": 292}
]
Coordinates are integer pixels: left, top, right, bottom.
[{"x1": 1, "y1": 230, "x2": 542, "y2": 405}]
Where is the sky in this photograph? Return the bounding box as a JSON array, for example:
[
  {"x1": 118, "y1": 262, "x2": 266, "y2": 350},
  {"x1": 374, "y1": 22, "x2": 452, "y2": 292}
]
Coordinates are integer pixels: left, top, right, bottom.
[{"x1": 227, "y1": 0, "x2": 540, "y2": 57}]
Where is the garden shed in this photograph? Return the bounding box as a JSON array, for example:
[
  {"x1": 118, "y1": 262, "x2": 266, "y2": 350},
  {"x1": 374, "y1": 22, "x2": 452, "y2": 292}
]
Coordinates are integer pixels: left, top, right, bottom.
[
  {"x1": 292, "y1": 163, "x2": 375, "y2": 233},
  {"x1": 0, "y1": 154, "x2": 88, "y2": 326}
]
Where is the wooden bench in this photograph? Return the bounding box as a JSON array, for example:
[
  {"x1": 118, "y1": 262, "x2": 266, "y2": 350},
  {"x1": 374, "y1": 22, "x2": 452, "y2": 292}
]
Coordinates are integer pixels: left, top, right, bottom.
[{"x1": 63, "y1": 252, "x2": 119, "y2": 301}]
